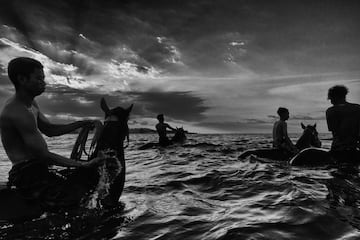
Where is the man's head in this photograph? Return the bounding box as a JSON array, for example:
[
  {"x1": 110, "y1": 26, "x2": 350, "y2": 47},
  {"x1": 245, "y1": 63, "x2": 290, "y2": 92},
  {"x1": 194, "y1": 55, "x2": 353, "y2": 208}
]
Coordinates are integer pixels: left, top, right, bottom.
[
  {"x1": 327, "y1": 85, "x2": 348, "y2": 105},
  {"x1": 157, "y1": 114, "x2": 164, "y2": 123},
  {"x1": 8, "y1": 57, "x2": 45, "y2": 96},
  {"x1": 277, "y1": 107, "x2": 289, "y2": 121}
]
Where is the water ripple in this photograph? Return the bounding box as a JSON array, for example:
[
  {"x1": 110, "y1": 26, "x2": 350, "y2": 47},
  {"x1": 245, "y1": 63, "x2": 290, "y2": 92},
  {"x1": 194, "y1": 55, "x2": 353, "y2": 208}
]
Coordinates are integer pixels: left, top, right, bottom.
[{"x1": 2, "y1": 133, "x2": 360, "y2": 239}]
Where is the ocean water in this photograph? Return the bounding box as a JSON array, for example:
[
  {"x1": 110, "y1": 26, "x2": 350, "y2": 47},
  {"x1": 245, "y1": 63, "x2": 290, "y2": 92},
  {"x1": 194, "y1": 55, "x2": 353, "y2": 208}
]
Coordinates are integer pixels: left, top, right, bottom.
[{"x1": 1, "y1": 133, "x2": 360, "y2": 240}]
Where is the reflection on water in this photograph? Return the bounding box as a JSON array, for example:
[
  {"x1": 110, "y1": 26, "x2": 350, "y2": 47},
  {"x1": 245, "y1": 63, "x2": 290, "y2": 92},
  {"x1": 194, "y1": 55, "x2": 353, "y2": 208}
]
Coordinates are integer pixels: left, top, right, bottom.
[{"x1": 1, "y1": 133, "x2": 360, "y2": 239}]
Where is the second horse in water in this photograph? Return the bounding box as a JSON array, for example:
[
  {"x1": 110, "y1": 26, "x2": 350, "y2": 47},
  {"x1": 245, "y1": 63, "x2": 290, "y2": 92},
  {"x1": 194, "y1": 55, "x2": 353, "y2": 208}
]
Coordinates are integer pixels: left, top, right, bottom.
[
  {"x1": 138, "y1": 128, "x2": 187, "y2": 150},
  {"x1": 238, "y1": 123, "x2": 324, "y2": 164}
]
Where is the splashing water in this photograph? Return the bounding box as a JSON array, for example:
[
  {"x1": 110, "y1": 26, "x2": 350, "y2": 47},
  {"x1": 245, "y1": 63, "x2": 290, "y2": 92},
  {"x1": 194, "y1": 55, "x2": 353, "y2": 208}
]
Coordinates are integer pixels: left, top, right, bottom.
[{"x1": 85, "y1": 157, "x2": 122, "y2": 209}]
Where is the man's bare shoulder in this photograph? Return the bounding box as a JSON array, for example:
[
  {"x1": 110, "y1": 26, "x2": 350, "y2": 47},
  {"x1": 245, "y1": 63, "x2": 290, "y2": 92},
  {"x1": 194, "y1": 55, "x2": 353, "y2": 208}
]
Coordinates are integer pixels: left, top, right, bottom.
[
  {"x1": 0, "y1": 98, "x2": 30, "y2": 124},
  {"x1": 327, "y1": 103, "x2": 360, "y2": 113},
  {"x1": 326, "y1": 105, "x2": 336, "y2": 115}
]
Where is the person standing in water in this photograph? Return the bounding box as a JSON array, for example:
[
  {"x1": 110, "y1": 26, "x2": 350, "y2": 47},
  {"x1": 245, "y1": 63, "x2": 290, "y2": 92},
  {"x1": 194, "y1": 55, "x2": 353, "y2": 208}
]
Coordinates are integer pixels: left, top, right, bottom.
[
  {"x1": 156, "y1": 114, "x2": 176, "y2": 147},
  {"x1": 272, "y1": 107, "x2": 298, "y2": 155},
  {"x1": 326, "y1": 85, "x2": 360, "y2": 162},
  {"x1": 0, "y1": 57, "x2": 109, "y2": 208}
]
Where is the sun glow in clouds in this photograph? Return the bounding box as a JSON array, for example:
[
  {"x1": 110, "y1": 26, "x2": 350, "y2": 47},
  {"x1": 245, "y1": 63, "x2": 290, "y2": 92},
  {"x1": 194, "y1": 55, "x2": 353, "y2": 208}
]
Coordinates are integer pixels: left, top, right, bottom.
[
  {"x1": 0, "y1": 37, "x2": 163, "y2": 93},
  {"x1": 229, "y1": 41, "x2": 245, "y2": 46}
]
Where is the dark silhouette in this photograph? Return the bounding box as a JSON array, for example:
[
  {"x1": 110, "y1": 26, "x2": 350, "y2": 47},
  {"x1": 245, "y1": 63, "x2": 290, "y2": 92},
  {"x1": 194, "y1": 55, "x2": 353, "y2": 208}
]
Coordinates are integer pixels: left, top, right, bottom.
[
  {"x1": 239, "y1": 123, "x2": 321, "y2": 161},
  {"x1": 296, "y1": 123, "x2": 322, "y2": 150},
  {"x1": 272, "y1": 107, "x2": 298, "y2": 155},
  {"x1": 326, "y1": 85, "x2": 360, "y2": 159},
  {"x1": 291, "y1": 85, "x2": 360, "y2": 166},
  {"x1": 156, "y1": 114, "x2": 176, "y2": 147},
  {"x1": 0, "y1": 57, "x2": 129, "y2": 221},
  {"x1": 89, "y1": 98, "x2": 133, "y2": 204},
  {"x1": 138, "y1": 127, "x2": 187, "y2": 150},
  {"x1": 171, "y1": 127, "x2": 187, "y2": 143}
]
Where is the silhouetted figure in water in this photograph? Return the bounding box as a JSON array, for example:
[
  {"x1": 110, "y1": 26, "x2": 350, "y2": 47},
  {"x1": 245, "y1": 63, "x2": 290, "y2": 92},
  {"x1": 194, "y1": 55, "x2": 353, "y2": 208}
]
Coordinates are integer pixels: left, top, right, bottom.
[
  {"x1": 0, "y1": 57, "x2": 109, "y2": 209},
  {"x1": 156, "y1": 114, "x2": 176, "y2": 147},
  {"x1": 272, "y1": 107, "x2": 298, "y2": 156},
  {"x1": 326, "y1": 85, "x2": 360, "y2": 163}
]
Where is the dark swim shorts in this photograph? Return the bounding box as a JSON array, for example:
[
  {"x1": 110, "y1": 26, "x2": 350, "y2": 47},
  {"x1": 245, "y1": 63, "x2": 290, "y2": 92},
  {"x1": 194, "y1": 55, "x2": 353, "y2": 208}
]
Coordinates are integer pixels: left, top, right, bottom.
[{"x1": 8, "y1": 160, "x2": 99, "y2": 210}]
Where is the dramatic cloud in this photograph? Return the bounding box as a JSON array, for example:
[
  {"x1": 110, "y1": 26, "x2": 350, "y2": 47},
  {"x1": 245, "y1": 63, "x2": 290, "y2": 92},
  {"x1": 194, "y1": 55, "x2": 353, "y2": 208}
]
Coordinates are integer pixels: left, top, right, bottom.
[
  {"x1": 132, "y1": 91, "x2": 208, "y2": 121},
  {"x1": 1, "y1": 0, "x2": 360, "y2": 133}
]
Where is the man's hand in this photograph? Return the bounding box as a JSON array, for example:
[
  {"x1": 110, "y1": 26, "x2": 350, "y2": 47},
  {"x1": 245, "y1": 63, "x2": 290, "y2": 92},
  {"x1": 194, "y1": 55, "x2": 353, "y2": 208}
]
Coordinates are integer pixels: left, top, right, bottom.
[
  {"x1": 83, "y1": 120, "x2": 102, "y2": 130},
  {"x1": 81, "y1": 150, "x2": 115, "y2": 167},
  {"x1": 81, "y1": 157, "x2": 104, "y2": 167}
]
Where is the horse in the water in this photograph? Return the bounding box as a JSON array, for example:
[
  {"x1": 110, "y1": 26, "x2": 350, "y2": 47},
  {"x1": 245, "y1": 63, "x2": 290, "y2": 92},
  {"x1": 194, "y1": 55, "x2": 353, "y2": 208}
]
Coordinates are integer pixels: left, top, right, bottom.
[
  {"x1": 138, "y1": 127, "x2": 187, "y2": 150},
  {"x1": 238, "y1": 123, "x2": 321, "y2": 161},
  {"x1": 290, "y1": 145, "x2": 360, "y2": 166},
  {"x1": 295, "y1": 123, "x2": 322, "y2": 150},
  {"x1": 0, "y1": 98, "x2": 133, "y2": 221},
  {"x1": 68, "y1": 97, "x2": 133, "y2": 206},
  {"x1": 88, "y1": 97, "x2": 133, "y2": 205},
  {"x1": 171, "y1": 127, "x2": 187, "y2": 143}
]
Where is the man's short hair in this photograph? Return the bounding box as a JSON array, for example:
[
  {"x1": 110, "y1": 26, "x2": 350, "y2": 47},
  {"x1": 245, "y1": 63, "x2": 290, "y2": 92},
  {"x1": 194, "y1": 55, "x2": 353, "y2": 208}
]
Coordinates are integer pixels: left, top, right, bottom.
[
  {"x1": 157, "y1": 114, "x2": 164, "y2": 121},
  {"x1": 7, "y1": 57, "x2": 43, "y2": 89},
  {"x1": 277, "y1": 107, "x2": 289, "y2": 116},
  {"x1": 327, "y1": 85, "x2": 348, "y2": 100}
]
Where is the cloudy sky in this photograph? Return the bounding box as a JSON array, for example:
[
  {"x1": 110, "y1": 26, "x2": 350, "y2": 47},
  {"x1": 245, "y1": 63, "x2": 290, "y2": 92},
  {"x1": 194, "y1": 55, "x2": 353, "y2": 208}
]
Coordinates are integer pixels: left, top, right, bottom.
[{"x1": 0, "y1": 0, "x2": 360, "y2": 133}]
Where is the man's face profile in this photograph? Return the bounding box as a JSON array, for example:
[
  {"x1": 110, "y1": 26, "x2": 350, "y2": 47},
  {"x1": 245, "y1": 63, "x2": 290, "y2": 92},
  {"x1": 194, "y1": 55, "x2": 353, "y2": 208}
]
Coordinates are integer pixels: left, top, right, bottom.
[{"x1": 21, "y1": 68, "x2": 46, "y2": 96}]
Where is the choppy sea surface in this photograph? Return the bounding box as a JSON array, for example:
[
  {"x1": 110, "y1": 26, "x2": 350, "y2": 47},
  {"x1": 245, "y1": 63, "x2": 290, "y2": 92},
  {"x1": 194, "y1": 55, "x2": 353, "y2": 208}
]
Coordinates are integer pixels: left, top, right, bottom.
[{"x1": 1, "y1": 133, "x2": 360, "y2": 240}]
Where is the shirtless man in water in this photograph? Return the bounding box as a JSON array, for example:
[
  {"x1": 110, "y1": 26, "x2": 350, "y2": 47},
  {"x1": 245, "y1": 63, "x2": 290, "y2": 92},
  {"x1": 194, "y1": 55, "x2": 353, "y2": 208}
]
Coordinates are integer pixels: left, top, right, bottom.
[
  {"x1": 272, "y1": 107, "x2": 298, "y2": 155},
  {"x1": 156, "y1": 114, "x2": 176, "y2": 147},
  {"x1": 326, "y1": 85, "x2": 360, "y2": 161},
  {"x1": 0, "y1": 57, "x2": 108, "y2": 207}
]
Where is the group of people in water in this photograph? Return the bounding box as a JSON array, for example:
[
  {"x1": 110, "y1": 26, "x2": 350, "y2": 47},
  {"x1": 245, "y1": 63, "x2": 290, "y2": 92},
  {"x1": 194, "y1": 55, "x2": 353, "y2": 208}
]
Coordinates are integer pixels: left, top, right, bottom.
[
  {"x1": 0, "y1": 57, "x2": 360, "y2": 211},
  {"x1": 272, "y1": 85, "x2": 360, "y2": 160}
]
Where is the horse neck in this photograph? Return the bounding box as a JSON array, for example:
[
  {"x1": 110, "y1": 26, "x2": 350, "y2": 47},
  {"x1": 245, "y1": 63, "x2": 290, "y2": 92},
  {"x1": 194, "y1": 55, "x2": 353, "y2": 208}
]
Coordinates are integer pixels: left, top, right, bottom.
[
  {"x1": 93, "y1": 122, "x2": 125, "y2": 161},
  {"x1": 296, "y1": 131, "x2": 311, "y2": 150}
]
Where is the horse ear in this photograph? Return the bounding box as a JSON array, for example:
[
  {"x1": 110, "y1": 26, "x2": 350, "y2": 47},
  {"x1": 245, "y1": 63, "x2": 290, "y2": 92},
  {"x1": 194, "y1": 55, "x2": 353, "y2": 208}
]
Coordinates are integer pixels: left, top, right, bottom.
[
  {"x1": 313, "y1": 123, "x2": 317, "y2": 128},
  {"x1": 126, "y1": 104, "x2": 134, "y2": 113},
  {"x1": 301, "y1": 122, "x2": 306, "y2": 129},
  {"x1": 100, "y1": 97, "x2": 110, "y2": 114}
]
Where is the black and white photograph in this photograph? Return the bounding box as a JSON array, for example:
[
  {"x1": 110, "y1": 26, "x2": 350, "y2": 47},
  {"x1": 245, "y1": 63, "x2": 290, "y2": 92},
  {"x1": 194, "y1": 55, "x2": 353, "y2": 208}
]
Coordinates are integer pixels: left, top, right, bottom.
[{"x1": 1, "y1": 0, "x2": 360, "y2": 239}]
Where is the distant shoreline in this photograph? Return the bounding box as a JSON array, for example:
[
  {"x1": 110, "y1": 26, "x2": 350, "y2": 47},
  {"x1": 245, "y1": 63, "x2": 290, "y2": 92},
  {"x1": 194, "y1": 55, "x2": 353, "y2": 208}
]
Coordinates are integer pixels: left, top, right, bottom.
[
  {"x1": 70, "y1": 128, "x2": 196, "y2": 134},
  {"x1": 69, "y1": 128, "x2": 331, "y2": 136}
]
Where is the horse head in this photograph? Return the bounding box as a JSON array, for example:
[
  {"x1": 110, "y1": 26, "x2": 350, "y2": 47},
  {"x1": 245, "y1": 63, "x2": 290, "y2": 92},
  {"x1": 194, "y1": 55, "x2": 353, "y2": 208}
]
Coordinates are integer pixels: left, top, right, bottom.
[
  {"x1": 92, "y1": 98, "x2": 133, "y2": 158},
  {"x1": 172, "y1": 127, "x2": 187, "y2": 143},
  {"x1": 100, "y1": 98, "x2": 133, "y2": 125},
  {"x1": 296, "y1": 123, "x2": 321, "y2": 150}
]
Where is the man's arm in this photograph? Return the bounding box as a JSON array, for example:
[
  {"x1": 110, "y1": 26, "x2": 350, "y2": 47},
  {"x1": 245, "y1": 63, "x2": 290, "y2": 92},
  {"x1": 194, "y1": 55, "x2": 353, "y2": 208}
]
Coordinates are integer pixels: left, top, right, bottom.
[
  {"x1": 37, "y1": 112, "x2": 91, "y2": 137},
  {"x1": 326, "y1": 108, "x2": 336, "y2": 132},
  {"x1": 12, "y1": 110, "x2": 103, "y2": 167},
  {"x1": 165, "y1": 123, "x2": 176, "y2": 131},
  {"x1": 35, "y1": 102, "x2": 95, "y2": 137}
]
